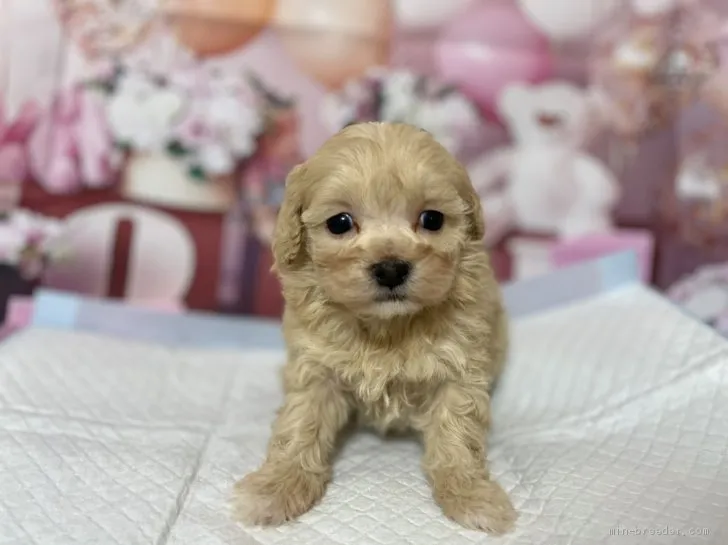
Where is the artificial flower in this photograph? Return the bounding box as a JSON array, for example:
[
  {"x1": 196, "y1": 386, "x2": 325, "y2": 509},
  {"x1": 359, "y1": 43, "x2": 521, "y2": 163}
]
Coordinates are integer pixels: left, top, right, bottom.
[
  {"x1": 197, "y1": 144, "x2": 235, "y2": 176},
  {"x1": 320, "y1": 93, "x2": 358, "y2": 133},
  {"x1": 322, "y1": 68, "x2": 481, "y2": 156},
  {"x1": 380, "y1": 71, "x2": 419, "y2": 122},
  {"x1": 169, "y1": 70, "x2": 262, "y2": 177},
  {"x1": 106, "y1": 71, "x2": 185, "y2": 152},
  {"x1": 0, "y1": 209, "x2": 63, "y2": 270},
  {"x1": 93, "y1": 62, "x2": 262, "y2": 179}
]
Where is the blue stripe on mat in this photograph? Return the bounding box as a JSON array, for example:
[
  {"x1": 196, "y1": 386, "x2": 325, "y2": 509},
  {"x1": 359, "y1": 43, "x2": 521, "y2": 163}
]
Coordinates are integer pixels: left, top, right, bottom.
[
  {"x1": 30, "y1": 251, "x2": 640, "y2": 348},
  {"x1": 32, "y1": 292, "x2": 81, "y2": 329}
]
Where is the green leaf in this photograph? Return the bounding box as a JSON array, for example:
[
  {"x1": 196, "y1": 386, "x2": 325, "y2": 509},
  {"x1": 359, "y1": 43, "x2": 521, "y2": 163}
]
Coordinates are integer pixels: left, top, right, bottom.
[
  {"x1": 167, "y1": 140, "x2": 187, "y2": 157},
  {"x1": 115, "y1": 141, "x2": 132, "y2": 152},
  {"x1": 86, "y1": 79, "x2": 116, "y2": 94},
  {"x1": 188, "y1": 165, "x2": 206, "y2": 181}
]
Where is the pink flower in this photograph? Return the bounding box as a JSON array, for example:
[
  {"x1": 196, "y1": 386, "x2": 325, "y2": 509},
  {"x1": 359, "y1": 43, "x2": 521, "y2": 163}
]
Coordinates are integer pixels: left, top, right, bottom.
[
  {"x1": 174, "y1": 116, "x2": 213, "y2": 147},
  {"x1": 168, "y1": 69, "x2": 262, "y2": 175},
  {"x1": 0, "y1": 209, "x2": 62, "y2": 277},
  {"x1": 27, "y1": 86, "x2": 121, "y2": 194}
]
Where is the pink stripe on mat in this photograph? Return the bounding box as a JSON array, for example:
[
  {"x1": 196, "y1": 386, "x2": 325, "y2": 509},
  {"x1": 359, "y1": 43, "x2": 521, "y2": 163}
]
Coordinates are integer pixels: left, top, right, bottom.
[
  {"x1": 5, "y1": 296, "x2": 34, "y2": 328},
  {"x1": 0, "y1": 325, "x2": 19, "y2": 341},
  {"x1": 0, "y1": 296, "x2": 34, "y2": 341}
]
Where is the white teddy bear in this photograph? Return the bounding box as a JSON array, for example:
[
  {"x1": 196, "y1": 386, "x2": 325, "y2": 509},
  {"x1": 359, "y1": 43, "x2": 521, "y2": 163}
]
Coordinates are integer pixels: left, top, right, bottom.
[{"x1": 469, "y1": 81, "x2": 621, "y2": 247}]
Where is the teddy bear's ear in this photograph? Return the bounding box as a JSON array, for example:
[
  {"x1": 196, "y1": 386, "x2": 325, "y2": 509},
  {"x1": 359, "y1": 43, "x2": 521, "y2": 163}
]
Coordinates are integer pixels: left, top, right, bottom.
[{"x1": 497, "y1": 83, "x2": 531, "y2": 119}]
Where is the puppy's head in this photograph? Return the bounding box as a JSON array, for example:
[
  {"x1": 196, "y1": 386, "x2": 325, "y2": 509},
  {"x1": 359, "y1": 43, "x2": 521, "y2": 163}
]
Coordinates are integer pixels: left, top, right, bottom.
[{"x1": 272, "y1": 122, "x2": 485, "y2": 320}]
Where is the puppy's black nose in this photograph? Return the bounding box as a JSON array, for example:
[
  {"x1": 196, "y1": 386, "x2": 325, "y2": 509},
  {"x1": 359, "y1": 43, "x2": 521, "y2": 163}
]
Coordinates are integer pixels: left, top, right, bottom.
[{"x1": 371, "y1": 259, "x2": 411, "y2": 289}]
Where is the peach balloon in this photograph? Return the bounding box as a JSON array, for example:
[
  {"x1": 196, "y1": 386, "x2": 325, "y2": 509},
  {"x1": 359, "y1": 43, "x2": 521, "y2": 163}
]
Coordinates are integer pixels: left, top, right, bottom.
[
  {"x1": 274, "y1": 0, "x2": 392, "y2": 90},
  {"x1": 163, "y1": 0, "x2": 276, "y2": 57}
]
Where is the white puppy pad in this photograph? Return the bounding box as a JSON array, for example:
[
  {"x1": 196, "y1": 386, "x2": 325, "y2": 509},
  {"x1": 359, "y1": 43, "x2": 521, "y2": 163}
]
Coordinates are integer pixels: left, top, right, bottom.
[{"x1": 1, "y1": 285, "x2": 727, "y2": 545}]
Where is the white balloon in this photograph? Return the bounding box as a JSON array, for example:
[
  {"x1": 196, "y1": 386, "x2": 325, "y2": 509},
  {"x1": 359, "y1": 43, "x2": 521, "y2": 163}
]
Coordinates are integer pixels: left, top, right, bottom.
[
  {"x1": 394, "y1": 0, "x2": 473, "y2": 29},
  {"x1": 517, "y1": 0, "x2": 626, "y2": 41}
]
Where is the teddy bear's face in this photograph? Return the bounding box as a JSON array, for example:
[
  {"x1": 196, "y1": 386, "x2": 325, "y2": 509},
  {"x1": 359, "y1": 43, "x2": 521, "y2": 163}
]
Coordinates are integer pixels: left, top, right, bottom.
[{"x1": 497, "y1": 81, "x2": 594, "y2": 148}]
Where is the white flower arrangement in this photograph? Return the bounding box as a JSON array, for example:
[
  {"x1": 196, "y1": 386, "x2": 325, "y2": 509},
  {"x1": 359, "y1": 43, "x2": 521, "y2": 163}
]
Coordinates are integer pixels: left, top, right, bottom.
[
  {"x1": 321, "y1": 68, "x2": 481, "y2": 156},
  {"x1": 89, "y1": 64, "x2": 265, "y2": 180}
]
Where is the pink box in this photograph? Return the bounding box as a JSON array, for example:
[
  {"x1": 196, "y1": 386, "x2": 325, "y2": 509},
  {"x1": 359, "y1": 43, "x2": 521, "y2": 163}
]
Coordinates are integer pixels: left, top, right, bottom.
[{"x1": 550, "y1": 230, "x2": 655, "y2": 283}]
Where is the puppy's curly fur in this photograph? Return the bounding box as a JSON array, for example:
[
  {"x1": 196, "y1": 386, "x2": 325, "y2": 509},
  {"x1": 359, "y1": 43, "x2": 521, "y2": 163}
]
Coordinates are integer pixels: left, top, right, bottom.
[{"x1": 233, "y1": 122, "x2": 515, "y2": 534}]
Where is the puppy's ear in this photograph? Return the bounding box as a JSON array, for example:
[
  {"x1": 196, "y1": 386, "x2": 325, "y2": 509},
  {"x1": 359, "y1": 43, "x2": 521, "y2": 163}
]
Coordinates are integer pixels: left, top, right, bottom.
[
  {"x1": 271, "y1": 164, "x2": 307, "y2": 272},
  {"x1": 464, "y1": 187, "x2": 486, "y2": 242},
  {"x1": 454, "y1": 162, "x2": 486, "y2": 241}
]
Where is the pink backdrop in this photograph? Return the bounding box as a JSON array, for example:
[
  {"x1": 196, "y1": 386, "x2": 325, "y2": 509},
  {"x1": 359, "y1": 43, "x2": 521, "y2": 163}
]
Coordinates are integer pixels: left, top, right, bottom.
[{"x1": 1, "y1": 0, "x2": 728, "y2": 332}]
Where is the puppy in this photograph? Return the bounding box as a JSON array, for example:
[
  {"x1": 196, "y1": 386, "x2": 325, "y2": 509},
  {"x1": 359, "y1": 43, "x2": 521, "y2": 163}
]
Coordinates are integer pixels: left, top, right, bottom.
[{"x1": 233, "y1": 122, "x2": 515, "y2": 534}]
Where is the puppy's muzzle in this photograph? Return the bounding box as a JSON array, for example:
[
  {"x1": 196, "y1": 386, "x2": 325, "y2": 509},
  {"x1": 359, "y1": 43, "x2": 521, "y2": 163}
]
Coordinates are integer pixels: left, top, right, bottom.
[{"x1": 370, "y1": 259, "x2": 411, "y2": 289}]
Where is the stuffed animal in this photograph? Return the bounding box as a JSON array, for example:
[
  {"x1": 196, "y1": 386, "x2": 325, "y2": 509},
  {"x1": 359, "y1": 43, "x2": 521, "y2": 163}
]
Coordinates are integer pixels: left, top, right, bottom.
[{"x1": 469, "y1": 81, "x2": 620, "y2": 247}]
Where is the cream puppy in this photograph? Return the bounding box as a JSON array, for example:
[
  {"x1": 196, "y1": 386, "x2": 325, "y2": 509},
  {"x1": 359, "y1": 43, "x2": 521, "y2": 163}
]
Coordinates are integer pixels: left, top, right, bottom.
[{"x1": 233, "y1": 122, "x2": 515, "y2": 534}]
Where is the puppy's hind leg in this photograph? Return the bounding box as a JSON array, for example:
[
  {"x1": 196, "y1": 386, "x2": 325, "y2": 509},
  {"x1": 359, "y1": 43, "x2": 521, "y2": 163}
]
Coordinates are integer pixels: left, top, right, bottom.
[
  {"x1": 421, "y1": 383, "x2": 516, "y2": 534},
  {"x1": 233, "y1": 385, "x2": 350, "y2": 526}
]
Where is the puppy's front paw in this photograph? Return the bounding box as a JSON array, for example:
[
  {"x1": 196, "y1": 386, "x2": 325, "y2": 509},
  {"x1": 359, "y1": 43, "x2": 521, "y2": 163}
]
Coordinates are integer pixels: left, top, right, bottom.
[
  {"x1": 232, "y1": 463, "x2": 328, "y2": 526},
  {"x1": 433, "y1": 473, "x2": 516, "y2": 534}
]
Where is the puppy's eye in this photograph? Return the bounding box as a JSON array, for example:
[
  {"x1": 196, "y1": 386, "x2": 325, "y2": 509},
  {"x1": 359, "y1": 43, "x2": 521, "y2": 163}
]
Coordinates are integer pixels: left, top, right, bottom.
[
  {"x1": 326, "y1": 213, "x2": 355, "y2": 235},
  {"x1": 418, "y1": 210, "x2": 445, "y2": 232}
]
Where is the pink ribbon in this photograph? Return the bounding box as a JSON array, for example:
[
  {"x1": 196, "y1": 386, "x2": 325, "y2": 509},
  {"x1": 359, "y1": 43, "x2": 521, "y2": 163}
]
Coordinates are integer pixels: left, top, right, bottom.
[
  {"x1": 0, "y1": 99, "x2": 40, "y2": 184},
  {"x1": 26, "y1": 85, "x2": 120, "y2": 194}
]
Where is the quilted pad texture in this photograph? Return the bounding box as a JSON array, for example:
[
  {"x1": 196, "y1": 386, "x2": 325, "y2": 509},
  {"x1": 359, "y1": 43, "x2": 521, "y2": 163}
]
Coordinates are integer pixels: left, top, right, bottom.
[{"x1": 1, "y1": 285, "x2": 727, "y2": 545}]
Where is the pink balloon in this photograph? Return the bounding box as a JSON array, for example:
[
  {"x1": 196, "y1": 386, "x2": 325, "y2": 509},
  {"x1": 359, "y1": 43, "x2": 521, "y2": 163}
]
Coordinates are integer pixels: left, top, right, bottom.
[{"x1": 435, "y1": 2, "x2": 553, "y2": 122}]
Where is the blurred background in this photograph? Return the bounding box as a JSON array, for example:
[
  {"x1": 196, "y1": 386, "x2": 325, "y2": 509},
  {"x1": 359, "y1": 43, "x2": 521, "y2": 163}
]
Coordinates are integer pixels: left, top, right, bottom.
[{"x1": 1, "y1": 0, "x2": 728, "y2": 332}]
